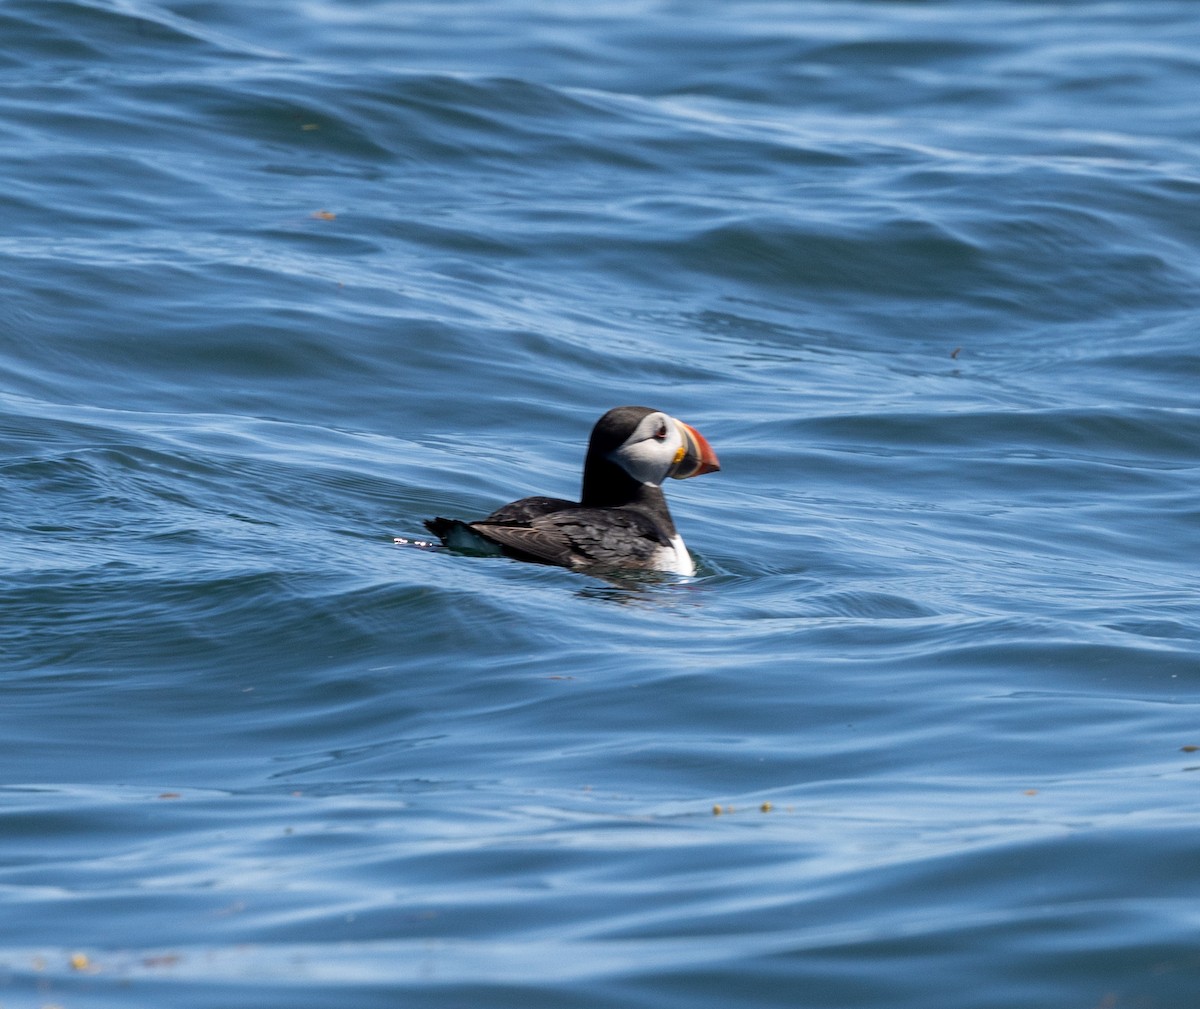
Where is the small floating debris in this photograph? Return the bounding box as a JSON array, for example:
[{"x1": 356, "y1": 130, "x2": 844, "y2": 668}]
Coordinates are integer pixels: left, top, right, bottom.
[{"x1": 712, "y1": 801, "x2": 788, "y2": 816}]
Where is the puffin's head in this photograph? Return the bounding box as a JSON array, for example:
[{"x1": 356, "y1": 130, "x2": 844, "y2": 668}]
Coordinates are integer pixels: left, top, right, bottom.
[{"x1": 592, "y1": 406, "x2": 720, "y2": 488}]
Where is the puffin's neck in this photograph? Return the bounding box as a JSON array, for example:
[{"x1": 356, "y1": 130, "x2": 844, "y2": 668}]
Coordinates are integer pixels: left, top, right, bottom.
[{"x1": 581, "y1": 454, "x2": 677, "y2": 533}]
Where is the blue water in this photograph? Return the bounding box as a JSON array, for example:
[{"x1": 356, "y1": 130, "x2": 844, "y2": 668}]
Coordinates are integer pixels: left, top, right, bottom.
[{"x1": 3, "y1": 1, "x2": 1199, "y2": 1006}]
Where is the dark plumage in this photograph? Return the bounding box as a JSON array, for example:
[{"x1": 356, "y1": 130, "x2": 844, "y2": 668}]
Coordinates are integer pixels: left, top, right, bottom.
[{"x1": 424, "y1": 406, "x2": 720, "y2": 574}]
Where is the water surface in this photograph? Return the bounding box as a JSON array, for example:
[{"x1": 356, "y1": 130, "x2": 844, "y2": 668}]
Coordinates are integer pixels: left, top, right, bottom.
[{"x1": 2, "y1": 2, "x2": 1199, "y2": 1007}]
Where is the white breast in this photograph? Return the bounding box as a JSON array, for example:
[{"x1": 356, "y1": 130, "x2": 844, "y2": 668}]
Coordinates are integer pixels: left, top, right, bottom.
[{"x1": 656, "y1": 533, "x2": 695, "y2": 576}]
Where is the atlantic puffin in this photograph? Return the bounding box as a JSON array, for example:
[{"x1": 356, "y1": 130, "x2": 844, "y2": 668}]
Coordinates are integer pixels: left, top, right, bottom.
[{"x1": 424, "y1": 406, "x2": 720, "y2": 575}]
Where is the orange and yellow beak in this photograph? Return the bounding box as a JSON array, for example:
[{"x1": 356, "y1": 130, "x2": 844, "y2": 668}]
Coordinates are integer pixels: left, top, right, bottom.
[{"x1": 669, "y1": 420, "x2": 721, "y2": 480}]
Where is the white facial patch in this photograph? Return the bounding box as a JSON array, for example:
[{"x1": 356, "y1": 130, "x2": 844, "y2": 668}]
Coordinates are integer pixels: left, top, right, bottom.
[{"x1": 609, "y1": 412, "x2": 685, "y2": 486}]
